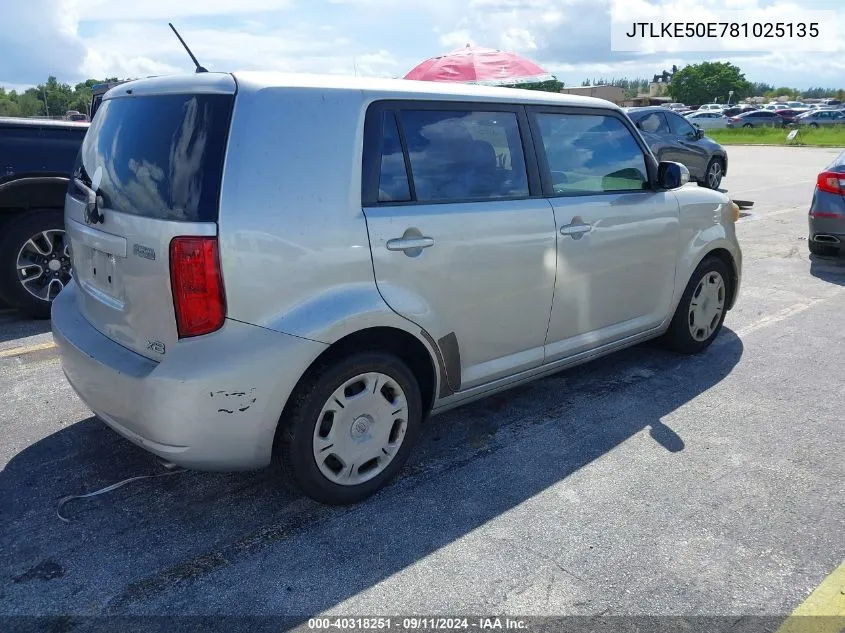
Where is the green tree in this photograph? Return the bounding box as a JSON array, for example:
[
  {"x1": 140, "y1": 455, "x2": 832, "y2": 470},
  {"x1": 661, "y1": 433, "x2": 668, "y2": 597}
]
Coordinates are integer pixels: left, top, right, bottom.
[
  {"x1": 0, "y1": 75, "x2": 128, "y2": 118},
  {"x1": 667, "y1": 62, "x2": 751, "y2": 105}
]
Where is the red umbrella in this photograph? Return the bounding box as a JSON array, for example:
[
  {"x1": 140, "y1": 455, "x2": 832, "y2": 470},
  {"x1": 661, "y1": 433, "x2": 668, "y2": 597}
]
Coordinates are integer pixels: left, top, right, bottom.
[{"x1": 405, "y1": 45, "x2": 555, "y2": 86}]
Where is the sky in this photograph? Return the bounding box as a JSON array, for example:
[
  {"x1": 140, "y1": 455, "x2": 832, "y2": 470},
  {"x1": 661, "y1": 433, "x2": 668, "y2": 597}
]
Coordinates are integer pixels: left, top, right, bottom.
[{"x1": 1, "y1": 0, "x2": 844, "y2": 92}]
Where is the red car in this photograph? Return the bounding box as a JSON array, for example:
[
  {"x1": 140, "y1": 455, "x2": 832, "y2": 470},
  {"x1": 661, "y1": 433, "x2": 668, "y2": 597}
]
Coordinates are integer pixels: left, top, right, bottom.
[{"x1": 776, "y1": 108, "x2": 810, "y2": 124}]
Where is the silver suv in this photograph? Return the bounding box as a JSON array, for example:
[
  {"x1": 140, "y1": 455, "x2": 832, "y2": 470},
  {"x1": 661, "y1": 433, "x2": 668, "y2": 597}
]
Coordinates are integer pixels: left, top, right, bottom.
[{"x1": 52, "y1": 73, "x2": 742, "y2": 504}]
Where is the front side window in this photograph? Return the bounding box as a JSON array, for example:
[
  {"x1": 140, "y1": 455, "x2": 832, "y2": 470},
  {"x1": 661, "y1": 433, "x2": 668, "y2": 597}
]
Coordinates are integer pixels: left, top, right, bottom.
[
  {"x1": 667, "y1": 113, "x2": 698, "y2": 138},
  {"x1": 398, "y1": 110, "x2": 529, "y2": 202},
  {"x1": 535, "y1": 113, "x2": 649, "y2": 195}
]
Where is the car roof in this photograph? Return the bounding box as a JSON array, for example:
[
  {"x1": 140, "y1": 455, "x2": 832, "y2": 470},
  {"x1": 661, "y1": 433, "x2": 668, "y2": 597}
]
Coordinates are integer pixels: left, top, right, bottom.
[
  {"x1": 0, "y1": 116, "x2": 89, "y2": 129},
  {"x1": 108, "y1": 71, "x2": 621, "y2": 111}
]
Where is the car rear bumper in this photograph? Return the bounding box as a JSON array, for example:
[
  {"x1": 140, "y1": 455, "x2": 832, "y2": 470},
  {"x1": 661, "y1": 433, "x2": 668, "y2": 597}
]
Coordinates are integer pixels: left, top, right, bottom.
[
  {"x1": 52, "y1": 282, "x2": 327, "y2": 470},
  {"x1": 809, "y1": 190, "x2": 845, "y2": 249}
]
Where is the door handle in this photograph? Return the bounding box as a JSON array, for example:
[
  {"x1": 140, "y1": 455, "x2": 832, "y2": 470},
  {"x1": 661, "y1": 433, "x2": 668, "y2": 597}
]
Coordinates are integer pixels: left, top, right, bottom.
[
  {"x1": 386, "y1": 236, "x2": 435, "y2": 252},
  {"x1": 560, "y1": 223, "x2": 592, "y2": 237}
]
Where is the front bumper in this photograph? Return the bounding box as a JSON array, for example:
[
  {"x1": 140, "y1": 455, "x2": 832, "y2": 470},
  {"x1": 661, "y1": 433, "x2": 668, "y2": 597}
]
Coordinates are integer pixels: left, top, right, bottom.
[{"x1": 52, "y1": 282, "x2": 327, "y2": 470}]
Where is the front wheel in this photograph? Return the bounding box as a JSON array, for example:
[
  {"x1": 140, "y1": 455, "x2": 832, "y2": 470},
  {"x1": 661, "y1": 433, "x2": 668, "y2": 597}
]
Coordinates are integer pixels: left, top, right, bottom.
[
  {"x1": 701, "y1": 158, "x2": 724, "y2": 190},
  {"x1": 809, "y1": 123, "x2": 819, "y2": 129},
  {"x1": 277, "y1": 352, "x2": 422, "y2": 505},
  {"x1": 663, "y1": 257, "x2": 731, "y2": 354}
]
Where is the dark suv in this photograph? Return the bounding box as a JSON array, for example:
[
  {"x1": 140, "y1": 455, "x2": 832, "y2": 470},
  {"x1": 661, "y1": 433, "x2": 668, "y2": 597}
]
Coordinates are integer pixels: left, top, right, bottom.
[
  {"x1": 624, "y1": 107, "x2": 728, "y2": 189},
  {"x1": 0, "y1": 117, "x2": 88, "y2": 317}
]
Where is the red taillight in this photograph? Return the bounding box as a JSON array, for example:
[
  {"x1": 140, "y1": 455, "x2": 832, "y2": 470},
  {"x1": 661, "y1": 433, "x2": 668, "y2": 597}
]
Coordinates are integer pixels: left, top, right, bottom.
[
  {"x1": 169, "y1": 236, "x2": 225, "y2": 338},
  {"x1": 817, "y1": 171, "x2": 845, "y2": 196},
  {"x1": 730, "y1": 117, "x2": 740, "y2": 122}
]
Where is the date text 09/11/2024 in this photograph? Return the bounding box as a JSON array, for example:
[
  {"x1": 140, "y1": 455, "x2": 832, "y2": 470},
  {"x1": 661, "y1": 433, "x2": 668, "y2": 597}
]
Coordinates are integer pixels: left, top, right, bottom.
[
  {"x1": 307, "y1": 617, "x2": 529, "y2": 630},
  {"x1": 624, "y1": 22, "x2": 819, "y2": 39}
]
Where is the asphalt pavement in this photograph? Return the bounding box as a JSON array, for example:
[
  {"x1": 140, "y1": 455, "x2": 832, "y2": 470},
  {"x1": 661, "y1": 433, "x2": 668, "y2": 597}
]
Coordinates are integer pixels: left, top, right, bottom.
[{"x1": 1, "y1": 146, "x2": 843, "y2": 626}]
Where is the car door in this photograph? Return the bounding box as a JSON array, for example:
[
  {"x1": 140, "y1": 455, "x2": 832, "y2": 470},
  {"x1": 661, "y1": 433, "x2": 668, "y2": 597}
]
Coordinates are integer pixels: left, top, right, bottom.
[
  {"x1": 634, "y1": 110, "x2": 673, "y2": 160},
  {"x1": 527, "y1": 107, "x2": 681, "y2": 362},
  {"x1": 362, "y1": 103, "x2": 556, "y2": 391},
  {"x1": 664, "y1": 111, "x2": 710, "y2": 178}
]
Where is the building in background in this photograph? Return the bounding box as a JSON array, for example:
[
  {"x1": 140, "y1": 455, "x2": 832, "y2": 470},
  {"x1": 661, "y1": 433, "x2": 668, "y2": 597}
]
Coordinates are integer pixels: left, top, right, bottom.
[{"x1": 559, "y1": 85, "x2": 626, "y2": 105}]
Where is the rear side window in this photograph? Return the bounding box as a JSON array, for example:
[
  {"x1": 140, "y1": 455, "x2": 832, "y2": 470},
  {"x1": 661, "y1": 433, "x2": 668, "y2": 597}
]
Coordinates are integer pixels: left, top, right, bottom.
[
  {"x1": 637, "y1": 112, "x2": 670, "y2": 134},
  {"x1": 77, "y1": 93, "x2": 233, "y2": 222},
  {"x1": 378, "y1": 112, "x2": 411, "y2": 203},
  {"x1": 534, "y1": 113, "x2": 648, "y2": 195},
  {"x1": 396, "y1": 109, "x2": 529, "y2": 202}
]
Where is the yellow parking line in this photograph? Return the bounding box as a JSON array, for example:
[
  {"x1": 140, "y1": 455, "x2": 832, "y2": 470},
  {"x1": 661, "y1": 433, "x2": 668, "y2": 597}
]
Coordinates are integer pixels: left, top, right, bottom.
[
  {"x1": 776, "y1": 560, "x2": 845, "y2": 633},
  {"x1": 0, "y1": 341, "x2": 57, "y2": 359}
]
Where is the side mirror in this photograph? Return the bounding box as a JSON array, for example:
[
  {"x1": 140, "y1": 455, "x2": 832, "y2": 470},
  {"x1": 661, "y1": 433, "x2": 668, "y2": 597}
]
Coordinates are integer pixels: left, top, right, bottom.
[
  {"x1": 657, "y1": 161, "x2": 690, "y2": 189},
  {"x1": 694, "y1": 126, "x2": 705, "y2": 139}
]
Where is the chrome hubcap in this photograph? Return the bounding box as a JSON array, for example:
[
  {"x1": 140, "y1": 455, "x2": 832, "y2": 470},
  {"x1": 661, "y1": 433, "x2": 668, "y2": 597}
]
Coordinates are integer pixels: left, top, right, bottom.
[
  {"x1": 708, "y1": 162, "x2": 722, "y2": 188},
  {"x1": 312, "y1": 372, "x2": 409, "y2": 486},
  {"x1": 16, "y1": 229, "x2": 72, "y2": 302},
  {"x1": 688, "y1": 271, "x2": 726, "y2": 342}
]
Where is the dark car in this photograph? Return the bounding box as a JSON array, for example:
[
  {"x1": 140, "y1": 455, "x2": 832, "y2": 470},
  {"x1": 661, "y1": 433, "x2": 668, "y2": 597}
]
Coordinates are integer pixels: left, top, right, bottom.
[
  {"x1": 808, "y1": 150, "x2": 845, "y2": 256},
  {"x1": 624, "y1": 106, "x2": 728, "y2": 189},
  {"x1": 722, "y1": 105, "x2": 758, "y2": 118},
  {"x1": 775, "y1": 108, "x2": 809, "y2": 124},
  {"x1": 726, "y1": 110, "x2": 783, "y2": 128},
  {"x1": 0, "y1": 117, "x2": 88, "y2": 316}
]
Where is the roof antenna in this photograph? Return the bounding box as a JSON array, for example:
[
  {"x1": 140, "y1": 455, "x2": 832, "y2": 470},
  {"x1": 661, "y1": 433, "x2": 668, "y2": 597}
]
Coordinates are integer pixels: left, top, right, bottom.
[{"x1": 168, "y1": 22, "x2": 207, "y2": 73}]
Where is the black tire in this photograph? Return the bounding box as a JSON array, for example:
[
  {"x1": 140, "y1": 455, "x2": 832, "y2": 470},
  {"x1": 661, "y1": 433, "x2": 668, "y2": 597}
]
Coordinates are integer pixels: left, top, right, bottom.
[
  {"x1": 700, "y1": 157, "x2": 724, "y2": 190},
  {"x1": 809, "y1": 239, "x2": 837, "y2": 257},
  {"x1": 0, "y1": 209, "x2": 67, "y2": 319},
  {"x1": 663, "y1": 256, "x2": 732, "y2": 355},
  {"x1": 742, "y1": 123, "x2": 753, "y2": 128},
  {"x1": 809, "y1": 123, "x2": 819, "y2": 129},
  {"x1": 277, "y1": 351, "x2": 422, "y2": 505}
]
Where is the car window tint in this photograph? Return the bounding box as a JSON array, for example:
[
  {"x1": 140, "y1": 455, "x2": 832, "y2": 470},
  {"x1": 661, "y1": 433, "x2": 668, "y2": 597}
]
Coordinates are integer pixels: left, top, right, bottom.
[
  {"x1": 399, "y1": 110, "x2": 528, "y2": 202},
  {"x1": 78, "y1": 94, "x2": 233, "y2": 222},
  {"x1": 637, "y1": 112, "x2": 669, "y2": 134},
  {"x1": 535, "y1": 113, "x2": 648, "y2": 195},
  {"x1": 667, "y1": 113, "x2": 698, "y2": 138},
  {"x1": 378, "y1": 112, "x2": 411, "y2": 202}
]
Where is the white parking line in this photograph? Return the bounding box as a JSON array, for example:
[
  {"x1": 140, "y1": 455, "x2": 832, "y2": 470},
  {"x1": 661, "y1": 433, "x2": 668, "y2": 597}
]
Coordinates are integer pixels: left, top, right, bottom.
[{"x1": 733, "y1": 291, "x2": 845, "y2": 339}]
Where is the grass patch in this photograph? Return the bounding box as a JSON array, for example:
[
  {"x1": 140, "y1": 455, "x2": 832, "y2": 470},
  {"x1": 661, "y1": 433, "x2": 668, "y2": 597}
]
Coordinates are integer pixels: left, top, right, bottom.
[{"x1": 707, "y1": 126, "x2": 845, "y2": 147}]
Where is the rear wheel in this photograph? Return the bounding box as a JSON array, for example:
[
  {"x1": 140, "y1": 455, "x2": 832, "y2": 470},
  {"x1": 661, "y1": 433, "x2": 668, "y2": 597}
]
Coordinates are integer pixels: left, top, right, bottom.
[
  {"x1": 809, "y1": 123, "x2": 819, "y2": 129},
  {"x1": 278, "y1": 351, "x2": 422, "y2": 505},
  {"x1": 0, "y1": 209, "x2": 70, "y2": 319},
  {"x1": 663, "y1": 257, "x2": 731, "y2": 354},
  {"x1": 742, "y1": 123, "x2": 753, "y2": 128}
]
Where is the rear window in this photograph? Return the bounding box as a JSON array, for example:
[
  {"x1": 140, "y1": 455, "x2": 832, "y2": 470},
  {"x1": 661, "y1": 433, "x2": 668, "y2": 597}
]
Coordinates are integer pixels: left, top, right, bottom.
[{"x1": 76, "y1": 93, "x2": 233, "y2": 222}]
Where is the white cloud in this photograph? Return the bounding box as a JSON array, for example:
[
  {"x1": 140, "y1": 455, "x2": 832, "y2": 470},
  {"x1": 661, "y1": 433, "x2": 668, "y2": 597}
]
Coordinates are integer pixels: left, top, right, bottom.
[
  {"x1": 0, "y1": 1, "x2": 87, "y2": 84},
  {"x1": 2, "y1": 0, "x2": 844, "y2": 90},
  {"x1": 72, "y1": 0, "x2": 294, "y2": 21},
  {"x1": 439, "y1": 30, "x2": 476, "y2": 49}
]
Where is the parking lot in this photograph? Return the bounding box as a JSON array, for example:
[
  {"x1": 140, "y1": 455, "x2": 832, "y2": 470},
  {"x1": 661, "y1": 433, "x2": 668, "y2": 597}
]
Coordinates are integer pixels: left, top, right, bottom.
[{"x1": 1, "y1": 146, "x2": 844, "y2": 624}]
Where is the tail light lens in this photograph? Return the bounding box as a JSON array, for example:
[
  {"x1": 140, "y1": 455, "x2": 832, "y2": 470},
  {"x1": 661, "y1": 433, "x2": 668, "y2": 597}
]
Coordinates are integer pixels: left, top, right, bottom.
[
  {"x1": 816, "y1": 171, "x2": 845, "y2": 196},
  {"x1": 170, "y1": 236, "x2": 225, "y2": 338},
  {"x1": 730, "y1": 117, "x2": 740, "y2": 122}
]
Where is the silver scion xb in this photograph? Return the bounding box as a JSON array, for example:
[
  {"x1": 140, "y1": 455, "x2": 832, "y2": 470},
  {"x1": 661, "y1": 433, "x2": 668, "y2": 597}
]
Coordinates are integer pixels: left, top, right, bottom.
[{"x1": 52, "y1": 73, "x2": 742, "y2": 505}]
